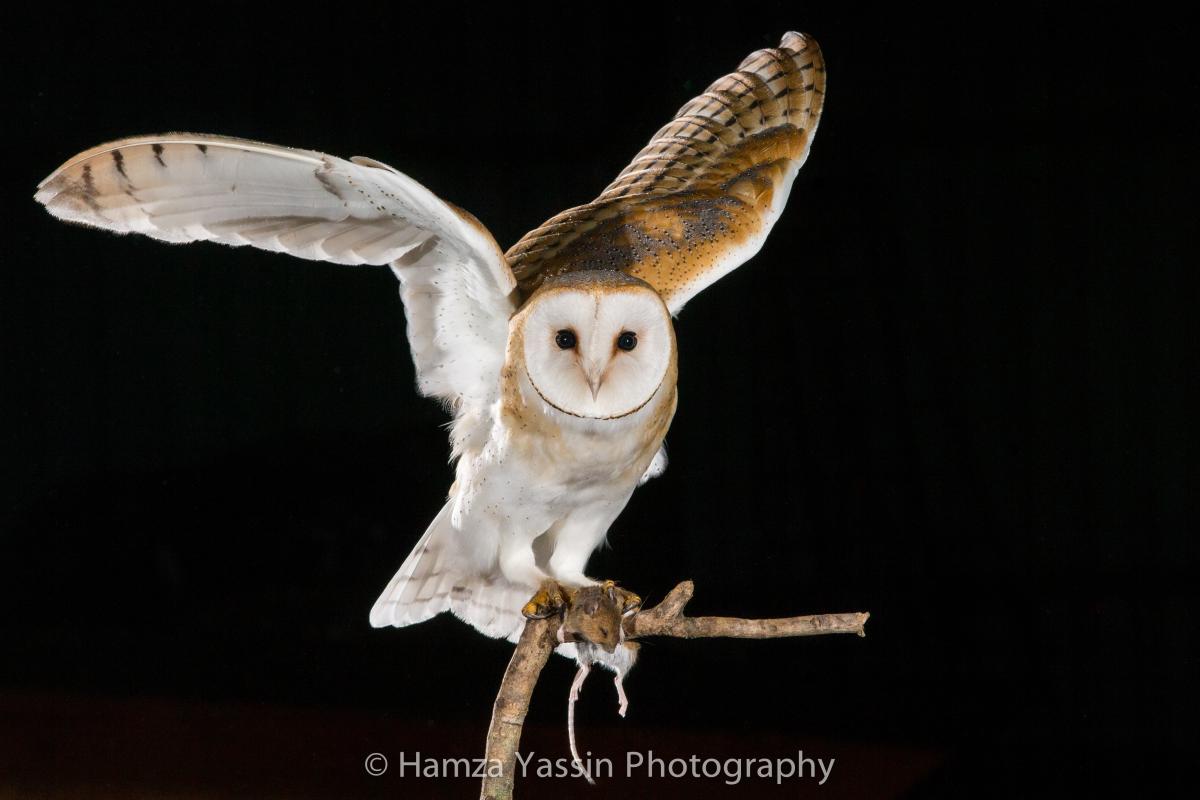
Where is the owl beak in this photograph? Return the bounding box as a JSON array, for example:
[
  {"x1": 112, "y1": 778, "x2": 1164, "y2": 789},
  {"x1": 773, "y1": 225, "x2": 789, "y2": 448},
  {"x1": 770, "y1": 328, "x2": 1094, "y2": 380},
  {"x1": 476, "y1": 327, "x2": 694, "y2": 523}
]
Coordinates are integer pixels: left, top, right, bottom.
[{"x1": 584, "y1": 360, "x2": 604, "y2": 400}]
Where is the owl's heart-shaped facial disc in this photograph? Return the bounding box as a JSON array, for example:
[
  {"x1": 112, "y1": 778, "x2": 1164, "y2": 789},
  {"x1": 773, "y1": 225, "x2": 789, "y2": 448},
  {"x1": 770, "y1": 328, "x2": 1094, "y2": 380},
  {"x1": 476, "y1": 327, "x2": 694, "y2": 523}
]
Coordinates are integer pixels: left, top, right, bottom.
[{"x1": 521, "y1": 276, "x2": 673, "y2": 420}]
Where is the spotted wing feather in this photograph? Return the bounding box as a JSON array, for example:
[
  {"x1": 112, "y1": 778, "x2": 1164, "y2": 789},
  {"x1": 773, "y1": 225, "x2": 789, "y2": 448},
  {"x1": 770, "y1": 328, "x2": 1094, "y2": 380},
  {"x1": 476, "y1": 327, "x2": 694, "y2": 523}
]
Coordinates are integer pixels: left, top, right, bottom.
[
  {"x1": 507, "y1": 31, "x2": 825, "y2": 313},
  {"x1": 35, "y1": 134, "x2": 517, "y2": 407}
]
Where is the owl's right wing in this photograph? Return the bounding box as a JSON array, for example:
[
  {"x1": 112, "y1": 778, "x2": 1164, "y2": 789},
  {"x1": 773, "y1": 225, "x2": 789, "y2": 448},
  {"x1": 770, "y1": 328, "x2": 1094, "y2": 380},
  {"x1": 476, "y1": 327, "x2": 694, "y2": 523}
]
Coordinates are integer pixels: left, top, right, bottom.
[{"x1": 35, "y1": 135, "x2": 517, "y2": 408}]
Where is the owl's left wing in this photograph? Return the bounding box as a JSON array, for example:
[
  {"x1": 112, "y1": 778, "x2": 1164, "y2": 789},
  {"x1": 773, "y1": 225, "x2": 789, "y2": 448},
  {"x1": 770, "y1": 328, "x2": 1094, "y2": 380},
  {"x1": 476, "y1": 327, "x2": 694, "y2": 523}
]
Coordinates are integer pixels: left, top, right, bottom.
[
  {"x1": 35, "y1": 134, "x2": 517, "y2": 408},
  {"x1": 508, "y1": 31, "x2": 825, "y2": 314}
]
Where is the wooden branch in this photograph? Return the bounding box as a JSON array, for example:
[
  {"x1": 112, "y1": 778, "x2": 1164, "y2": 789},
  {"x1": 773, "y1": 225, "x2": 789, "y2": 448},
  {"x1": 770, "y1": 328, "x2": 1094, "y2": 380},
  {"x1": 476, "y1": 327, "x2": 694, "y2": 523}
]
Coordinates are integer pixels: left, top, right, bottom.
[
  {"x1": 626, "y1": 580, "x2": 870, "y2": 640},
  {"x1": 480, "y1": 616, "x2": 560, "y2": 800},
  {"x1": 479, "y1": 581, "x2": 869, "y2": 799}
]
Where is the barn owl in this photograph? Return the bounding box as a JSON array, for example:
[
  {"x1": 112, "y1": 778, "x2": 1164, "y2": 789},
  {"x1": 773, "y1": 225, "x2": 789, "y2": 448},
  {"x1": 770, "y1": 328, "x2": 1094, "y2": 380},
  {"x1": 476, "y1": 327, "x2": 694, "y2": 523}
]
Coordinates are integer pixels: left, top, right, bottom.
[{"x1": 35, "y1": 32, "x2": 826, "y2": 649}]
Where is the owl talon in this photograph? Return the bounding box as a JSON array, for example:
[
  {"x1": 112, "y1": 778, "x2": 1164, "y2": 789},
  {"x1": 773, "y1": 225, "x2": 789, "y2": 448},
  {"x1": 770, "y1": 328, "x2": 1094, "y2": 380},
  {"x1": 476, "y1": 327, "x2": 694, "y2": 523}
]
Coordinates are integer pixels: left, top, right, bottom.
[
  {"x1": 599, "y1": 580, "x2": 642, "y2": 615},
  {"x1": 522, "y1": 581, "x2": 568, "y2": 620}
]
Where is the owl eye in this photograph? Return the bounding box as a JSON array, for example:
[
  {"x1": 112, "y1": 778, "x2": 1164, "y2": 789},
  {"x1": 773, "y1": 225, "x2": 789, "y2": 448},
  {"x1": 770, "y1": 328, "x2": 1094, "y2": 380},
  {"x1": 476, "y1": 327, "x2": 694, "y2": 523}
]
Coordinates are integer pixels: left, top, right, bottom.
[
  {"x1": 555, "y1": 330, "x2": 577, "y2": 350},
  {"x1": 616, "y1": 331, "x2": 638, "y2": 351}
]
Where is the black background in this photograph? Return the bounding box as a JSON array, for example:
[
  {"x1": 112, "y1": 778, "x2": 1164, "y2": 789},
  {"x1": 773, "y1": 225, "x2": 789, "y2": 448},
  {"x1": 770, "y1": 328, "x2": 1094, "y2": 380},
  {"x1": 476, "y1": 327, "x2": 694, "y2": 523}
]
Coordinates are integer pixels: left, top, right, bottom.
[{"x1": 1, "y1": 5, "x2": 1193, "y2": 798}]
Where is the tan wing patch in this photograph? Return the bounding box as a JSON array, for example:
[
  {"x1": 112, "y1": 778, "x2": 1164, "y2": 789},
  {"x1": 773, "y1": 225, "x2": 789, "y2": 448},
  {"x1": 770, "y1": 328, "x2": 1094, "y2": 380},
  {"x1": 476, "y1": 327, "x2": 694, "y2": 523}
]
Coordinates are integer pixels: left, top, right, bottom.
[{"x1": 507, "y1": 31, "x2": 825, "y2": 311}]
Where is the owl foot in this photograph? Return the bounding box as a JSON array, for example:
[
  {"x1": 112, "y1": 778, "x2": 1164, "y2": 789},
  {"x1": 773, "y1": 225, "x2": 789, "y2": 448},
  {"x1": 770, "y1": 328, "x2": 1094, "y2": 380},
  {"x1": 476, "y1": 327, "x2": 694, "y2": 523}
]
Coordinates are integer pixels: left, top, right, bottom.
[
  {"x1": 522, "y1": 580, "x2": 568, "y2": 620},
  {"x1": 598, "y1": 580, "x2": 642, "y2": 616}
]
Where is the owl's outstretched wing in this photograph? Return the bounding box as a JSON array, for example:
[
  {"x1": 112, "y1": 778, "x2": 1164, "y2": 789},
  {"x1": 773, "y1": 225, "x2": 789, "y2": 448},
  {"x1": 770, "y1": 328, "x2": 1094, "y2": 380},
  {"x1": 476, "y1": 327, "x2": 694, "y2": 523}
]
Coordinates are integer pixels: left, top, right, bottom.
[
  {"x1": 35, "y1": 135, "x2": 517, "y2": 407},
  {"x1": 507, "y1": 31, "x2": 825, "y2": 314}
]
